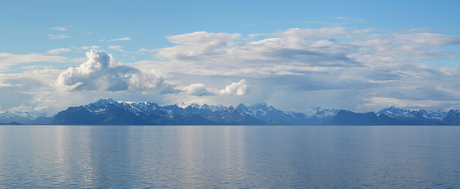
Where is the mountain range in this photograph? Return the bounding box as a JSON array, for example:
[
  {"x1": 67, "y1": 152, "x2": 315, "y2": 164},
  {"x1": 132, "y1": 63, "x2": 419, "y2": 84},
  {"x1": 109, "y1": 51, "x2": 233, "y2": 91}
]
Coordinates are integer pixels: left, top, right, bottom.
[{"x1": 2, "y1": 99, "x2": 460, "y2": 125}]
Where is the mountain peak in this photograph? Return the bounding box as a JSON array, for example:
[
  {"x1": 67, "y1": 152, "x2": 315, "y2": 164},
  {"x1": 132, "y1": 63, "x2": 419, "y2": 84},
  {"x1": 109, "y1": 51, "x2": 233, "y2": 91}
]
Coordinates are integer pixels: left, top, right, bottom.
[
  {"x1": 93, "y1": 98, "x2": 117, "y2": 106},
  {"x1": 250, "y1": 103, "x2": 268, "y2": 110},
  {"x1": 236, "y1": 103, "x2": 248, "y2": 111}
]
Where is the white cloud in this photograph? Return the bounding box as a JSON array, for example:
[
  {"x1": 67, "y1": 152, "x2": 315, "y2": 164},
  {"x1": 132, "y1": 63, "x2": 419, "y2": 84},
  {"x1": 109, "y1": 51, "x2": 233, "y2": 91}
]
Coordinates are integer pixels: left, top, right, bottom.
[
  {"x1": 0, "y1": 53, "x2": 68, "y2": 71},
  {"x1": 3, "y1": 27, "x2": 460, "y2": 115},
  {"x1": 145, "y1": 27, "x2": 460, "y2": 77},
  {"x1": 219, "y1": 79, "x2": 250, "y2": 95},
  {"x1": 130, "y1": 27, "x2": 460, "y2": 112},
  {"x1": 248, "y1": 33, "x2": 264, "y2": 38},
  {"x1": 47, "y1": 48, "x2": 71, "y2": 54},
  {"x1": 107, "y1": 37, "x2": 133, "y2": 42},
  {"x1": 48, "y1": 35, "x2": 69, "y2": 40},
  {"x1": 81, "y1": 45, "x2": 100, "y2": 50},
  {"x1": 183, "y1": 83, "x2": 214, "y2": 96},
  {"x1": 137, "y1": 48, "x2": 156, "y2": 54},
  {"x1": 333, "y1": 16, "x2": 365, "y2": 23},
  {"x1": 109, "y1": 45, "x2": 125, "y2": 52},
  {"x1": 155, "y1": 31, "x2": 241, "y2": 60},
  {"x1": 55, "y1": 50, "x2": 166, "y2": 92},
  {"x1": 50, "y1": 25, "x2": 71, "y2": 31},
  {"x1": 181, "y1": 79, "x2": 250, "y2": 96}
]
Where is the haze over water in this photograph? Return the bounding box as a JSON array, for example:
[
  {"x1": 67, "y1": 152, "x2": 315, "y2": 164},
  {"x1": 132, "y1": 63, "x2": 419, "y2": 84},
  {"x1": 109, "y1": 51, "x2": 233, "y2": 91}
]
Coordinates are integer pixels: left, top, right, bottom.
[{"x1": 0, "y1": 125, "x2": 459, "y2": 188}]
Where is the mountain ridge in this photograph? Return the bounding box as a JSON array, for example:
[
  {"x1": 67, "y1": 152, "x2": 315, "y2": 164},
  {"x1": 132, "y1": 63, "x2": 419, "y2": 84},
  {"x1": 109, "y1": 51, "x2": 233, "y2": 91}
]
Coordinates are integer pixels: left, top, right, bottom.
[{"x1": 3, "y1": 99, "x2": 460, "y2": 125}]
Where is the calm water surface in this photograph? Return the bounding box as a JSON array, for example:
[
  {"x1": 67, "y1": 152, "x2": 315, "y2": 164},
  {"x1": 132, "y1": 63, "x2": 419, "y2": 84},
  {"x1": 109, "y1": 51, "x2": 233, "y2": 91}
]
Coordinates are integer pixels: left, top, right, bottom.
[{"x1": 0, "y1": 126, "x2": 459, "y2": 188}]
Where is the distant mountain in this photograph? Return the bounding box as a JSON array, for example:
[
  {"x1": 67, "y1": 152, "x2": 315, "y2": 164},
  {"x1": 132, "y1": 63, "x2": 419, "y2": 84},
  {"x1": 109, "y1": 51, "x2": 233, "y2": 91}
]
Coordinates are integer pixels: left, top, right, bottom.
[
  {"x1": 326, "y1": 108, "x2": 460, "y2": 126},
  {"x1": 0, "y1": 121, "x2": 24, "y2": 125},
  {"x1": 377, "y1": 106, "x2": 447, "y2": 120},
  {"x1": 441, "y1": 110, "x2": 460, "y2": 125},
  {"x1": 49, "y1": 99, "x2": 340, "y2": 125},
  {"x1": 377, "y1": 106, "x2": 445, "y2": 125},
  {"x1": 326, "y1": 110, "x2": 405, "y2": 125},
  {"x1": 235, "y1": 103, "x2": 338, "y2": 125},
  {"x1": 0, "y1": 111, "x2": 53, "y2": 125},
  {"x1": 5, "y1": 98, "x2": 460, "y2": 125},
  {"x1": 0, "y1": 111, "x2": 37, "y2": 124},
  {"x1": 209, "y1": 107, "x2": 265, "y2": 125}
]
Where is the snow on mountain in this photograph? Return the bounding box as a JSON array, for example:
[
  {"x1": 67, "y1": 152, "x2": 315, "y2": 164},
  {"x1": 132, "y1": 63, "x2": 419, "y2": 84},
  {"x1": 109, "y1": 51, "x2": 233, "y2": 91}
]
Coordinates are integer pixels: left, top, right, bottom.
[
  {"x1": 303, "y1": 107, "x2": 340, "y2": 119},
  {"x1": 234, "y1": 103, "x2": 339, "y2": 124},
  {"x1": 0, "y1": 111, "x2": 42, "y2": 123},
  {"x1": 377, "y1": 106, "x2": 447, "y2": 120},
  {"x1": 5, "y1": 98, "x2": 460, "y2": 125},
  {"x1": 199, "y1": 104, "x2": 227, "y2": 112},
  {"x1": 84, "y1": 99, "x2": 161, "y2": 116}
]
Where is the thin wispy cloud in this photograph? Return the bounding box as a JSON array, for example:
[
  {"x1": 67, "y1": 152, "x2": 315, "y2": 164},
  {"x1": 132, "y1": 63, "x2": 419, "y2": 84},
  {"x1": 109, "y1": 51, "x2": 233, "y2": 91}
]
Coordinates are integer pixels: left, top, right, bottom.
[
  {"x1": 248, "y1": 33, "x2": 264, "y2": 38},
  {"x1": 50, "y1": 25, "x2": 72, "y2": 31},
  {"x1": 0, "y1": 53, "x2": 68, "y2": 71},
  {"x1": 332, "y1": 16, "x2": 366, "y2": 23},
  {"x1": 137, "y1": 48, "x2": 157, "y2": 54},
  {"x1": 101, "y1": 37, "x2": 133, "y2": 42},
  {"x1": 80, "y1": 45, "x2": 100, "y2": 50},
  {"x1": 48, "y1": 35, "x2": 69, "y2": 40},
  {"x1": 47, "y1": 48, "x2": 71, "y2": 54},
  {"x1": 302, "y1": 21, "x2": 346, "y2": 26},
  {"x1": 109, "y1": 45, "x2": 125, "y2": 52}
]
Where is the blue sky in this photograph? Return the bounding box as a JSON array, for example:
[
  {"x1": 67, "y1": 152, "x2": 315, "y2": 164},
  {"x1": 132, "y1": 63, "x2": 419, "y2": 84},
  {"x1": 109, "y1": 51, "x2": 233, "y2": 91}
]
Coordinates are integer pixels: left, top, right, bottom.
[{"x1": 1, "y1": 0, "x2": 460, "y2": 115}]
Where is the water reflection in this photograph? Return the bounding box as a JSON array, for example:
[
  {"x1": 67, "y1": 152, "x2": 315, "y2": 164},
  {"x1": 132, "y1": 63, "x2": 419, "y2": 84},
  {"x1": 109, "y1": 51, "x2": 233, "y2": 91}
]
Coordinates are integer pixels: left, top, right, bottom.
[
  {"x1": 74, "y1": 126, "x2": 96, "y2": 188},
  {"x1": 174, "y1": 126, "x2": 248, "y2": 188},
  {"x1": 0, "y1": 126, "x2": 460, "y2": 188}
]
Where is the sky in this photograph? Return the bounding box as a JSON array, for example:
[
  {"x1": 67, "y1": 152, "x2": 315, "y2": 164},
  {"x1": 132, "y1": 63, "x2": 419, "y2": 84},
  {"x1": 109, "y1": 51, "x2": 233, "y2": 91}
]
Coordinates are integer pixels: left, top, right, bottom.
[{"x1": 1, "y1": 0, "x2": 460, "y2": 116}]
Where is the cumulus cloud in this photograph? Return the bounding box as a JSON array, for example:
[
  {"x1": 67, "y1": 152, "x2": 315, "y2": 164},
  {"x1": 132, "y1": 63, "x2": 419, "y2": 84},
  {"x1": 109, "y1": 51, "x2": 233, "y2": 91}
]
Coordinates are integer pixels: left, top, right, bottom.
[
  {"x1": 181, "y1": 79, "x2": 251, "y2": 96},
  {"x1": 48, "y1": 35, "x2": 69, "y2": 40},
  {"x1": 219, "y1": 79, "x2": 250, "y2": 95},
  {"x1": 47, "y1": 48, "x2": 71, "y2": 54},
  {"x1": 55, "y1": 50, "x2": 165, "y2": 92},
  {"x1": 183, "y1": 83, "x2": 215, "y2": 96}
]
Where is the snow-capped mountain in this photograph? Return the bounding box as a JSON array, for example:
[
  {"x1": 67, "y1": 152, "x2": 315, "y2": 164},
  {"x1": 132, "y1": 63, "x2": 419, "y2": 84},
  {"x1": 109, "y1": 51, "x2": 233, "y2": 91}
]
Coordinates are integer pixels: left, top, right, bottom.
[
  {"x1": 303, "y1": 107, "x2": 340, "y2": 119},
  {"x1": 49, "y1": 99, "x2": 342, "y2": 125},
  {"x1": 7, "y1": 99, "x2": 460, "y2": 125},
  {"x1": 235, "y1": 103, "x2": 339, "y2": 125},
  {"x1": 0, "y1": 111, "x2": 52, "y2": 124},
  {"x1": 441, "y1": 110, "x2": 460, "y2": 125},
  {"x1": 377, "y1": 106, "x2": 447, "y2": 120}
]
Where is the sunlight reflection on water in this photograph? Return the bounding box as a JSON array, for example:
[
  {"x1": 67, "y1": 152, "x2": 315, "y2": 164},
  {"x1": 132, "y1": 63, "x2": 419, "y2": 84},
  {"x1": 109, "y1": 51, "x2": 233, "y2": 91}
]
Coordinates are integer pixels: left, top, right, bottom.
[{"x1": 0, "y1": 125, "x2": 459, "y2": 188}]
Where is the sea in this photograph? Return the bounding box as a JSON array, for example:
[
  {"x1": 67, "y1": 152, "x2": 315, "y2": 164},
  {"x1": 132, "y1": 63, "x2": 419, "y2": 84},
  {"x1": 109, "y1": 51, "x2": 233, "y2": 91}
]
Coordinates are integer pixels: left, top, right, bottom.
[{"x1": 0, "y1": 125, "x2": 459, "y2": 188}]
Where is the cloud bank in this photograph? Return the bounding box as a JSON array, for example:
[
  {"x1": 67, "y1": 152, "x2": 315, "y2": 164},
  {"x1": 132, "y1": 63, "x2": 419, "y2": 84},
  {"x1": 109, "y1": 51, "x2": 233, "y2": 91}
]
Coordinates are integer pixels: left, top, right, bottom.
[
  {"x1": 2, "y1": 26, "x2": 460, "y2": 115},
  {"x1": 134, "y1": 27, "x2": 460, "y2": 111}
]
